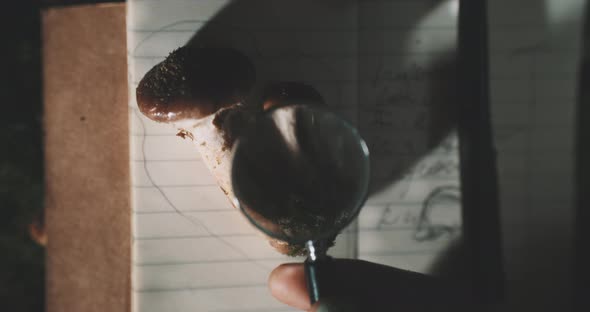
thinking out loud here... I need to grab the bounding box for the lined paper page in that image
[128,0,463,311]
[128,1,358,311]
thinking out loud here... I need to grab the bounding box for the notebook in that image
[127,0,584,311]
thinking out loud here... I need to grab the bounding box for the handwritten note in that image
[354,0,462,273]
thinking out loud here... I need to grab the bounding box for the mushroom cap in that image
[262,81,325,111]
[136,46,256,123]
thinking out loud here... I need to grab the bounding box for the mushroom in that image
[262,81,325,111]
[136,46,256,200]
[136,46,326,256]
[137,46,256,123]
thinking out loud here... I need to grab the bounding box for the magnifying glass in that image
[231,104,370,304]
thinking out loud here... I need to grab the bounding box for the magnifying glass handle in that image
[305,255,333,304]
[304,240,334,304]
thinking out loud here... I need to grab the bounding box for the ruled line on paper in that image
[134,209,234,214]
[132,184,218,188]
[129,26,459,32]
[133,250,443,267]
[134,258,299,267]
[133,228,447,241]
[134,284,270,294]
[131,159,204,162]
[211,309,295,312]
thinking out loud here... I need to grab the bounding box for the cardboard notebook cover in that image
[43,3,130,312]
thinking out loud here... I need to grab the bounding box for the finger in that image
[268,263,311,310]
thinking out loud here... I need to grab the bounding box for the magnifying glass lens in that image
[231,105,370,245]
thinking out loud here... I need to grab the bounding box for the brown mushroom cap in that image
[261,81,325,111]
[136,46,256,123]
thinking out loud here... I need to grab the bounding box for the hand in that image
[268,259,472,312]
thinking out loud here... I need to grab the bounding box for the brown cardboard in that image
[42,4,130,312]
